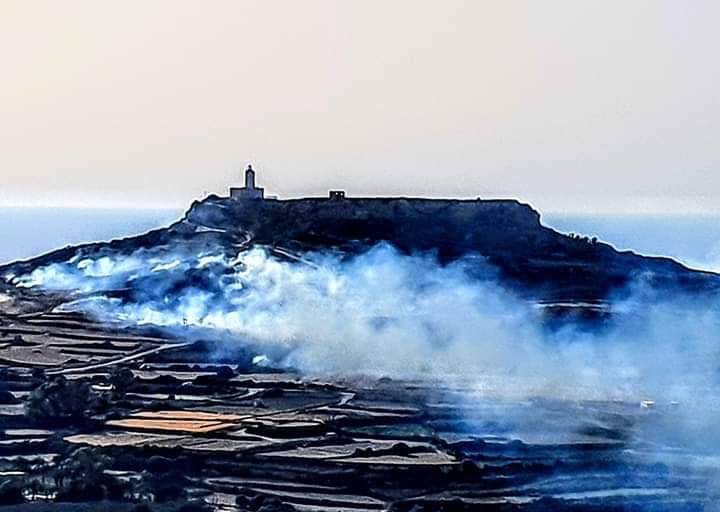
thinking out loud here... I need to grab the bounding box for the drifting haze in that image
[9,244,720,402]
[1,1,720,213]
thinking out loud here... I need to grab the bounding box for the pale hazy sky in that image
[1,1,719,213]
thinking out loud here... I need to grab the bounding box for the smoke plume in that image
[7,244,720,402]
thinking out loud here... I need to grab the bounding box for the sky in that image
[1,1,719,213]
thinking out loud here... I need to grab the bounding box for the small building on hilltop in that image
[229,164,348,201]
[230,165,264,200]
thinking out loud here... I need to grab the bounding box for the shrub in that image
[53,447,127,502]
[215,365,236,380]
[109,366,135,396]
[25,376,96,421]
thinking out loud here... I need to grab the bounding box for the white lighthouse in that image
[230,164,264,200]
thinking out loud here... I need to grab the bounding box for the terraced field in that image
[1,301,719,511]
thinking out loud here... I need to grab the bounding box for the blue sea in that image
[0,207,718,272]
[543,212,720,272]
[0,207,183,265]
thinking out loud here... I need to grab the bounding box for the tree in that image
[25,376,96,422]
[144,469,187,502]
[108,366,135,397]
[54,447,120,502]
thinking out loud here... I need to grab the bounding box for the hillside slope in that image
[2,196,717,302]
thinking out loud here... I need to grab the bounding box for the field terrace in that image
[1,298,718,511]
[0,303,465,511]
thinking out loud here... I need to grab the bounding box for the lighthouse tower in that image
[230,164,265,200]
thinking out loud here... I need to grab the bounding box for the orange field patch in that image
[106,418,235,433]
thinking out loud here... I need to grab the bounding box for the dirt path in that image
[48,341,194,375]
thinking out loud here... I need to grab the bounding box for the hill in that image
[2,195,717,302]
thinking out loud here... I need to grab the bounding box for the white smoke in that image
[6,244,720,402]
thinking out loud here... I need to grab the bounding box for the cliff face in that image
[3,195,718,302]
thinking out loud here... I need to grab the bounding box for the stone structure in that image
[229,165,351,201]
[230,165,264,200]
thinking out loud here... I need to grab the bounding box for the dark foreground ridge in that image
[3,195,718,302]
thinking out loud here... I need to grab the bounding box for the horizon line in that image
[1,194,719,216]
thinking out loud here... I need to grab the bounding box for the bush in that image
[145,470,187,502]
[215,365,236,380]
[109,366,135,396]
[53,447,128,502]
[25,376,97,421]
[147,455,173,472]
